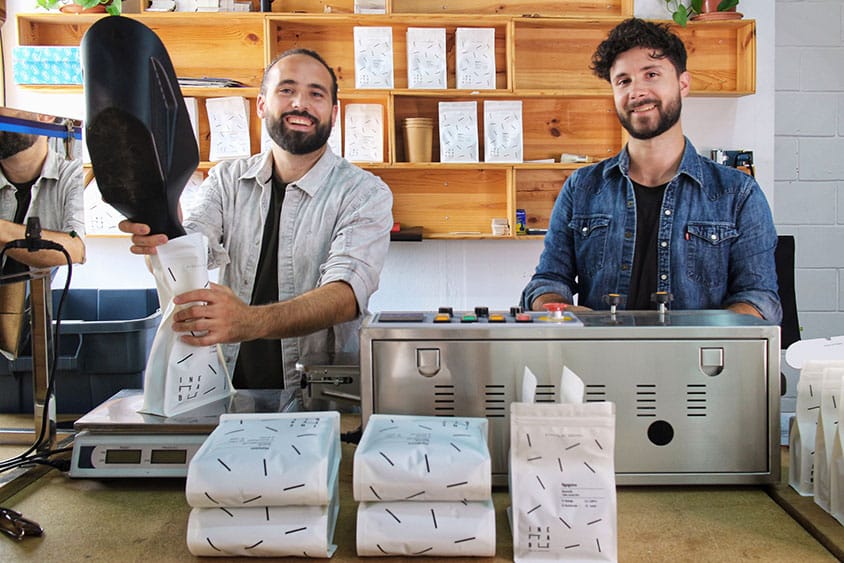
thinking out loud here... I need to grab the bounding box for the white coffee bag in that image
[354,414,491,502]
[187,477,339,557]
[186,412,340,507]
[141,232,234,417]
[828,380,844,524]
[356,499,495,557]
[813,367,844,511]
[789,360,844,495]
[510,401,617,563]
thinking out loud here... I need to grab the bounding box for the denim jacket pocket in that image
[685,222,739,290]
[569,214,612,276]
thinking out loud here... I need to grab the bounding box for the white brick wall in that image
[776,0,844,339]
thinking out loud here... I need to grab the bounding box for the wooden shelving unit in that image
[16,3,755,239]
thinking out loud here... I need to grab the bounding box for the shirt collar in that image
[0,148,62,190]
[604,136,704,188]
[238,146,339,197]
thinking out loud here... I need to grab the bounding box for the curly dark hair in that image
[590,18,687,83]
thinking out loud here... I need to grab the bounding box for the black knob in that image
[438,307,453,318]
[603,293,623,307]
[474,306,489,318]
[650,292,674,305]
[510,305,524,316]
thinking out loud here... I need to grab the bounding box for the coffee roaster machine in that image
[358,308,780,486]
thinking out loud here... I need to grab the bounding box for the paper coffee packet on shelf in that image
[186,412,341,508]
[354,414,491,502]
[813,367,844,512]
[510,366,617,563]
[141,232,234,417]
[789,360,844,495]
[186,475,340,558]
[356,498,496,557]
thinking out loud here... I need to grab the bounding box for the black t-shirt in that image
[232,177,286,389]
[627,181,667,310]
[1,179,36,275]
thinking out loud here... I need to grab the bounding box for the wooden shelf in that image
[15,7,755,239]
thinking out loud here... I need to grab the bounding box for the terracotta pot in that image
[59,2,107,13]
[699,0,737,13]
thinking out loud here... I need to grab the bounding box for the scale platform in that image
[69,388,299,478]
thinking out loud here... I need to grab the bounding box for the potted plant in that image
[36,0,121,15]
[664,0,740,26]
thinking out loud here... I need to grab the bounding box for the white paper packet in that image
[789,360,844,495]
[356,498,495,557]
[142,232,234,417]
[354,414,491,502]
[510,401,617,563]
[187,476,339,558]
[813,367,844,511]
[829,379,844,524]
[186,412,340,508]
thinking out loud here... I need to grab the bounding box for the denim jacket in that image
[184,147,393,388]
[521,139,782,324]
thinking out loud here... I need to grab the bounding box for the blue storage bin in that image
[13,46,83,85]
[0,289,161,414]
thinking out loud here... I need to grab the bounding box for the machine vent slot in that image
[686,383,707,417]
[536,384,556,403]
[635,384,657,417]
[433,384,455,416]
[585,384,607,403]
[484,384,507,418]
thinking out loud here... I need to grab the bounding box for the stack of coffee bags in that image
[185,412,341,557]
[510,366,617,562]
[354,414,495,557]
[788,360,844,497]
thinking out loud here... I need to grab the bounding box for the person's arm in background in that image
[0,220,84,267]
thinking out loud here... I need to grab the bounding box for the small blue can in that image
[516,209,527,234]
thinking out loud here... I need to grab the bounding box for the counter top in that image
[0,441,838,562]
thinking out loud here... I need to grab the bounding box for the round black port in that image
[647,420,674,446]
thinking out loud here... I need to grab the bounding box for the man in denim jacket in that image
[521,18,781,324]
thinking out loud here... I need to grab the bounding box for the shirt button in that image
[664,209,672,216]
[660,241,668,247]
[627,200,634,208]
[624,231,632,239]
[660,274,668,281]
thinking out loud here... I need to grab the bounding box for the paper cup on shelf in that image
[403,117,433,163]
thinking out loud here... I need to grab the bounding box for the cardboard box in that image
[13,46,82,85]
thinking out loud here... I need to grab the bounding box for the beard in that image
[264,110,332,155]
[617,94,682,141]
[0,131,39,160]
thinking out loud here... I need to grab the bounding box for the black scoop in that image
[82,16,198,239]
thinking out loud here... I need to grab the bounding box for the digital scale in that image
[69,388,298,478]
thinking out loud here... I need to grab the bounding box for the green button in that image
[461,315,477,323]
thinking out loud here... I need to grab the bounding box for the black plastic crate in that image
[0,288,160,414]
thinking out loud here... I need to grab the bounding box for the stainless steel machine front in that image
[360,309,780,486]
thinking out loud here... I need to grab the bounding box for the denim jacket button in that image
[660,241,668,247]
[664,209,672,216]
[582,227,588,233]
[710,234,718,241]
[660,274,668,281]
